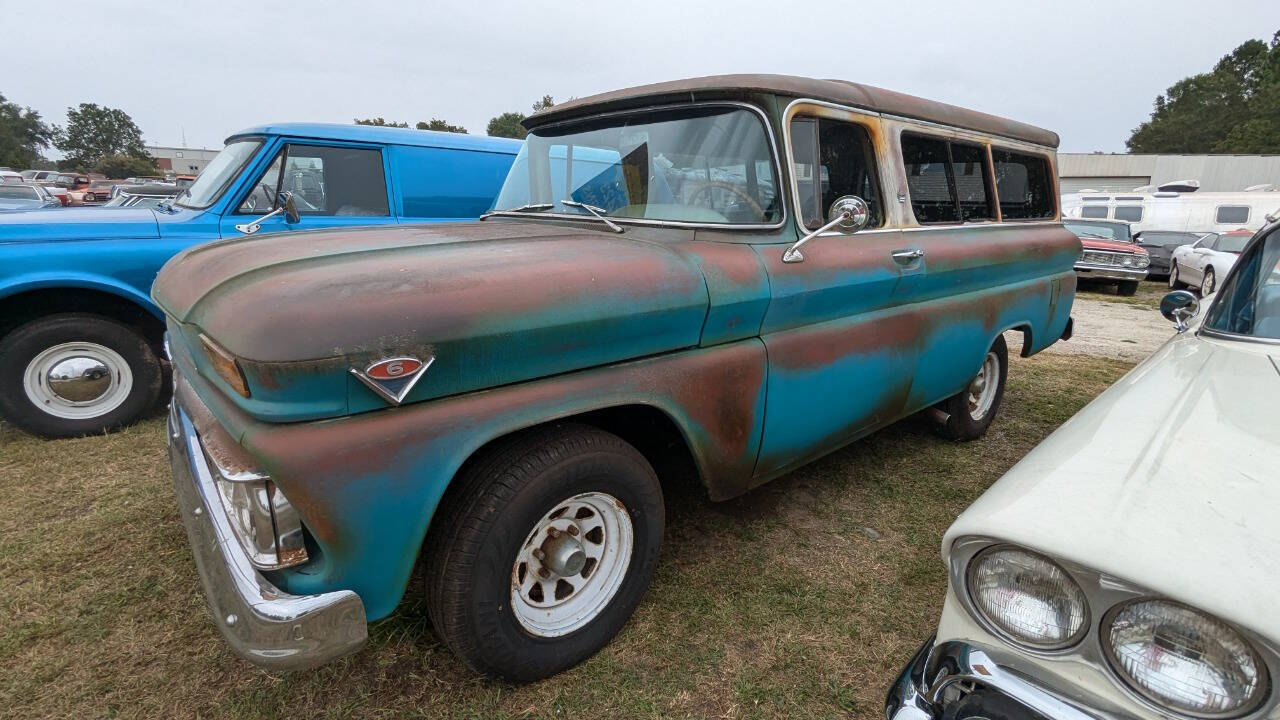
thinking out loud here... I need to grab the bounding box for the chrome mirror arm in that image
[783,211,851,264]
[234,206,287,235]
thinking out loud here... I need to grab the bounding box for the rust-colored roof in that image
[525,74,1059,149]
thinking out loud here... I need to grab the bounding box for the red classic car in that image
[1064,218,1150,296]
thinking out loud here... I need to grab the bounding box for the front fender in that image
[0,272,162,319]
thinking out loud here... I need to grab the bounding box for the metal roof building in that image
[1059,153,1280,193]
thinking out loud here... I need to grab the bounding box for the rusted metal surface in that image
[525,74,1060,149]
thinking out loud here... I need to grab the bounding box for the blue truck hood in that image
[0,207,160,242]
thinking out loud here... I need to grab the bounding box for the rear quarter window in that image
[992,149,1054,219]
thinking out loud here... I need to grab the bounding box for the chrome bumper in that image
[1073,263,1148,282]
[167,401,367,671]
[886,637,1102,720]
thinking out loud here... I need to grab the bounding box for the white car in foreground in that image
[888,220,1280,719]
[1169,229,1252,295]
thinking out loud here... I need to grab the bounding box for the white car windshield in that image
[1203,229,1280,339]
[177,139,262,209]
[492,106,780,225]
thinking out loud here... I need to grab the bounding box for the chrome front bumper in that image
[1073,263,1148,282]
[886,637,1103,720]
[167,401,367,671]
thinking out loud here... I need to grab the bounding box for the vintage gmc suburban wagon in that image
[0,124,518,438]
[154,75,1079,680]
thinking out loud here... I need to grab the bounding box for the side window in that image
[790,117,883,229]
[1217,205,1250,224]
[397,145,516,218]
[239,144,389,217]
[1197,235,1218,250]
[992,150,1054,219]
[901,134,993,223]
[1114,205,1143,222]
[1080,206,1109,219]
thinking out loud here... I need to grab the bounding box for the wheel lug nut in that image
[566,525,579,536]
[547,527,561,539]
[532,548,545,560]
[538,567,551,578]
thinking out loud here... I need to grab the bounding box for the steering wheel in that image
[687,182,765,218]
[242,182,277,212]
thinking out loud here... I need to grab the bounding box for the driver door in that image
[219,142,392,238]
[1187,235,1218,283]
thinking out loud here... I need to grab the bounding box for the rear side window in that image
[396,146,515,219]
[992,149,1054,219]
[1081,206,1109,219]
[790,117,883,229]
[1114,206,1143,222]
[902,134,993,223]
[1217,205,1250,224]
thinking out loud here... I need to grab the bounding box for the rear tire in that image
[1169,262,1187,289]
[933,335,1008,441]
[1116,280,1139,296]
[0,313,162,438]
[424,423,664,681]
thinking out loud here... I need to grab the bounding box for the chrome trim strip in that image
[168,402,367,671]
[498,101,788,232]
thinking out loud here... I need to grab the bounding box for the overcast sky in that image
[7,1,1277,154]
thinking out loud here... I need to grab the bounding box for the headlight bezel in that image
[964,544,1091,651]
[1101,597,1270,719]
[950,537,1276,719]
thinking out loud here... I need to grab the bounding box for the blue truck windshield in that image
[178,139,263,209]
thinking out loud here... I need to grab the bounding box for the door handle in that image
[892,248,925,263]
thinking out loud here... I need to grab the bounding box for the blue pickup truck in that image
[0,123,519,437]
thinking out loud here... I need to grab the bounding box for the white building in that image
[1059,153,1280,193]
[145,145,220,176]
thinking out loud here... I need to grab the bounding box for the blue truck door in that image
[219,141,394,237]
[752,114,919,481]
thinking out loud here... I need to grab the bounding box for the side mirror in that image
[278,190,300,224]
[783,195,871,263]
[1160,290,1200,333]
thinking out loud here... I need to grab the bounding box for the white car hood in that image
[946,327,1280,642]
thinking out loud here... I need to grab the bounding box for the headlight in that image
[1121,255,1134,267]
[1105,599,1266,716]
[967,546,1089,649]
[1136,255,1150,268]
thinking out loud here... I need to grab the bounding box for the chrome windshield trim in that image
[1197,327,1280,347]
[496,100,788,232]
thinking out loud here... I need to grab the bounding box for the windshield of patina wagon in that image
[492,105,781,226]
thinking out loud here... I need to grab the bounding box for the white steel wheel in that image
[22,341,133,420]
[967,350,1001,421]
[511,491,634,637]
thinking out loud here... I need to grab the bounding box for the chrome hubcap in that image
[511,491,633,637]
[23,342,133,420]
[966,351,1000,421]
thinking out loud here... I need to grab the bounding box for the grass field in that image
[1075,277,1168,309]
[0,351,1134,719]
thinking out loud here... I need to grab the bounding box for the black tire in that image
[933,334,1008,441]
[424,423,664,681]
[1202,267,1216,296]
[1169,262,1187,289]
[1116,280,1140,296]
[0,313,163,438]
[943,690,1042,720]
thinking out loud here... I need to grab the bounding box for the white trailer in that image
[1062,187,1280,234]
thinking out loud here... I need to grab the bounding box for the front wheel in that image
[1202,266,1216,295]
[424,424,664,681]
[933,334,1008,441]
[1169,262,1187,289]
[0,313,163,438]
[1116,280,1140,296]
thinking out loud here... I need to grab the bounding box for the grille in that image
[1080,251,1129,266]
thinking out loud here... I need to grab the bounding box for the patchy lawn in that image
[0,351,1134,720]
[1076,278,1168,310]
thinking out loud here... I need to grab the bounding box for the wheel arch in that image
[0,278,165,348]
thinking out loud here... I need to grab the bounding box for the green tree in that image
[1127,31,1280,153]
[354,117,409,128]
[486,111,527,139]
[415,118,467,134]
[0,93,57,169]
[486,95,557,139]
[56,103,149,170]
[94,153,159,178]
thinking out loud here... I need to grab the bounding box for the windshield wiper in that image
[479,203,553,220]
[560,200,624,233]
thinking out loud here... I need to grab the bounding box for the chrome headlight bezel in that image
[964,544,1090,651]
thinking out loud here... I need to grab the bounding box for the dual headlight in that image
[966,546,1267,717]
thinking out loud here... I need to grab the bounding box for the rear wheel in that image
[934,335,1008,441]
[0,314,162,438]
[1202,266,1216,295]
[1169,262,1187,289]
[1116,280,1139,296]
[424,424,664,681]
